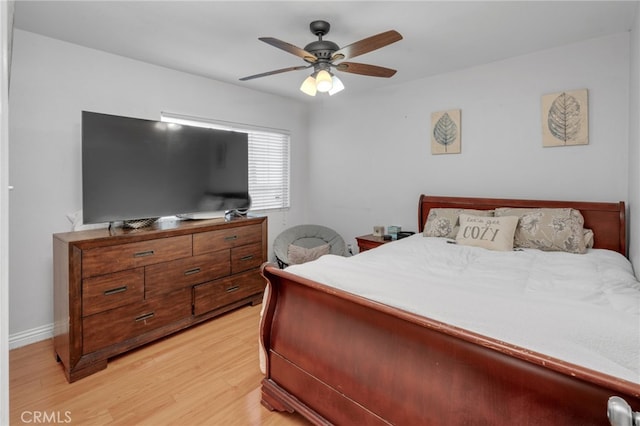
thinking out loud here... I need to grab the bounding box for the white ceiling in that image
[13,1,639,102]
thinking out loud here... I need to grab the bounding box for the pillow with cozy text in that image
[456,214,519,251]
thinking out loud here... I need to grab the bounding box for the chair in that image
[273,224,348,268]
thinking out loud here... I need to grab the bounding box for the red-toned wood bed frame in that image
[259,195,639,425]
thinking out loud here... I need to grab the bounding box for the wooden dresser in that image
[53,216,267,382]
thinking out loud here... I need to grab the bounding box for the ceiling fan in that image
[239,20,403,96]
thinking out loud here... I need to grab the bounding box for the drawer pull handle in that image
[135,312,155,322]
[224,235,238,241]
[104,286,127,296]
[134,250,155,258]
[240,255,254,261]
[226,285,240,293]
[184,267,201,276]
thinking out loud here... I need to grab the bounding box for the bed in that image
[259,195,640,425]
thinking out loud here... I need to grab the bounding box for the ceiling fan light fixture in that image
[300,75,317,96]
[315,69,333,92]
[241,21,402,97]
[328,75,345,96]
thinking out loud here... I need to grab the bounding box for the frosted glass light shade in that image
[300,76,317,96]
[315,70,333,92]
[328,75,345,96]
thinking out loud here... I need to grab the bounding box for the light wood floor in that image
[10,304,308,425]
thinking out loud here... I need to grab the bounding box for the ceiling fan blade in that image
[335,62,397,78]
[259,37,318,63]
[239,65,310,81]
[331,30,402,61]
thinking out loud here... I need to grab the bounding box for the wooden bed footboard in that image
[260,265,640,425]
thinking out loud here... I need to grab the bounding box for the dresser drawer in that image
[193,270,265,316]
[82,268,144,317]
[82,287,192,354]
[231,242,263,274]
[145,250,231,298]
[82,235,192,278]
[193,224,263,254]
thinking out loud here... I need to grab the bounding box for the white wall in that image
[306,33,631,254]
[8,29,310,344]
[628,7,640,272]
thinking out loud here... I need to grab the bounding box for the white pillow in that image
[456,214,519,251]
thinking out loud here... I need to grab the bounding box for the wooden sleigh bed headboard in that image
[418,195,627,256]
[260,195,637,425]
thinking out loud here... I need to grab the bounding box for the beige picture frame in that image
[541,89,588,147]
[431,109,461,154]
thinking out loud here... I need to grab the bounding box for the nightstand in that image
[355,234,391,253]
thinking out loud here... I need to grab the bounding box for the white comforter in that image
[286,234,640,384]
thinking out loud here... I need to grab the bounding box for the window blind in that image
[161,112,290,211]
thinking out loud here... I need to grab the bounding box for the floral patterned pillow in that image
[583,228,594,249]
[423,208,494,239]
[494,207,588,254]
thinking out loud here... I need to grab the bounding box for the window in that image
[161,112,290,211]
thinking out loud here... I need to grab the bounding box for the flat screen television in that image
[82,111,250,226]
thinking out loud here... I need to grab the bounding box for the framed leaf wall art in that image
[541,89,588,147]
[431,109,461,154]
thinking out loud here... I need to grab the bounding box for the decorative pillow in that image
[583,228,594,249]
[287,243,330,265]
[423,208,494,239]
[455,214,519,251]
[494,207,588,254]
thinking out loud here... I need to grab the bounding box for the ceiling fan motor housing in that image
[304,40,339,60]
[305,20,339,61]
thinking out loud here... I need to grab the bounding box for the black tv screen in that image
[82,111,250,225]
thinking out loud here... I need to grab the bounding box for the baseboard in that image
[9,323,53,350]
